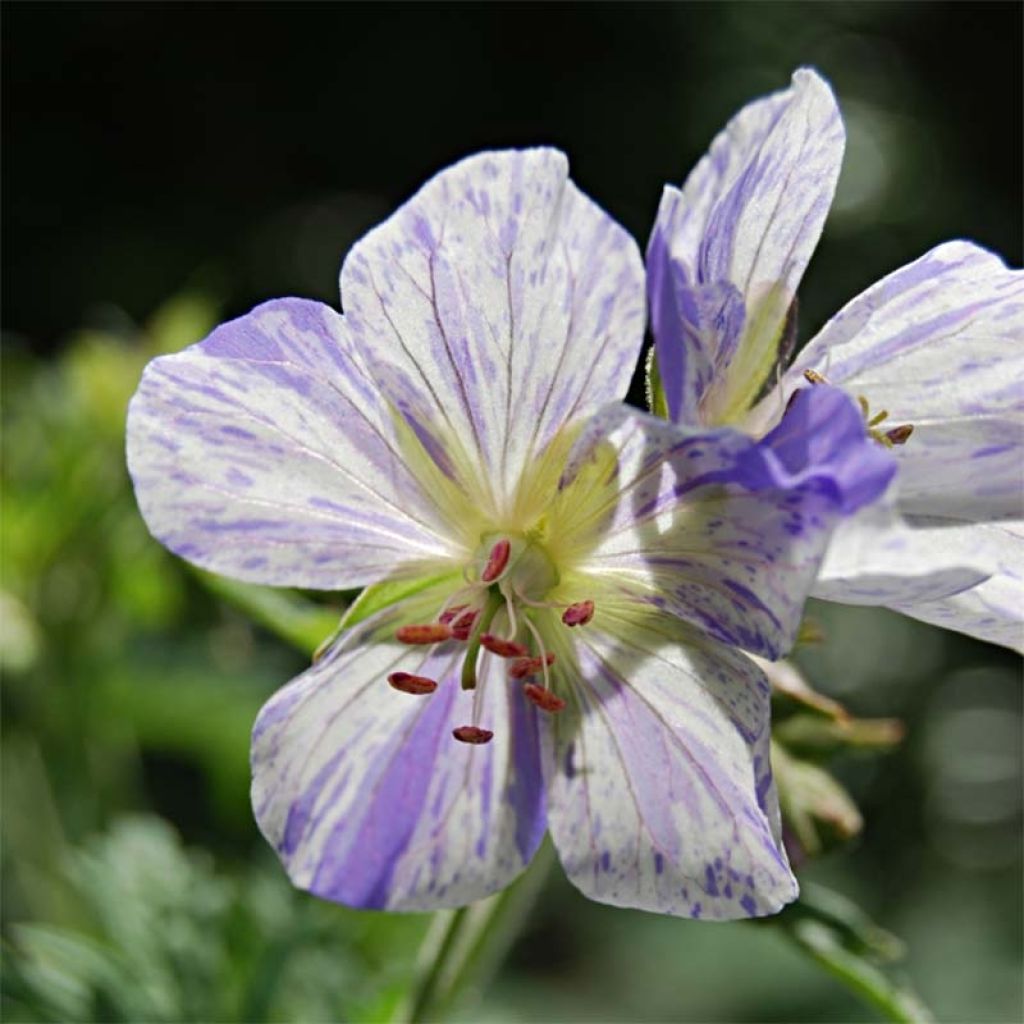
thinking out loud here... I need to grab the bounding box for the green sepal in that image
[644,346,670,421]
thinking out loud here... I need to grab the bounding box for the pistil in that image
[460,588,505,690]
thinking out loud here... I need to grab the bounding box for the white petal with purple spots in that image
[782,241,1024,519]
[813,500,995,606]
[252,588,547,911]
[127,299,463,588]
[649,69,844,425]
[341,148,646,513]
[565,398,892,658]
[888,521,1023,652]
[542,607,796,920]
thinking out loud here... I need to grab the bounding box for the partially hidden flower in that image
[127,149,893,918]
[648,68,1024,652]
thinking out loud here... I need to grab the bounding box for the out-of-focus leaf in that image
[774,884,934,1023]
[0,590,41,672]
[193,568,344,658]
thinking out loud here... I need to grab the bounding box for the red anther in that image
[509,653,556,679]
[439,605,468,625]
[480,538,511,583]
[480,633,529,658]
[396,623,452,644]
[388,672,438,695]
[452,725,494,744]
[449,609,478,641]
[562,600,595,627]
[523,683,566,713]
[885,424,914,445]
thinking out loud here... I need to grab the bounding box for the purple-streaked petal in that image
[563,397,894,658]
[341,148,646,512]
[543,607,796,919]
[781,241,1024,520]
[251,586,547,911]
[649,68,844,425]
[813,502,993,606]
[127,299,464,588]
[817,512,1023,652]
[890,522,1024,652]
[736,385,896,516]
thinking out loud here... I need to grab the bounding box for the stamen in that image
[388,672,438,695]
[857,394,870,419]
[396,623,452,644]
[439,604,468,625]
[450,609,478,641]
[867,408,889,427]
[452,725,494,744]
[480,634,529,658]
[523,683,566,713]
[803,369,830,386]
[562,600,595,627]
[504,591,519,641]
[521,615,554,691]
[885,424,914,446]
[480,538,511,583]
[509,653,556,680]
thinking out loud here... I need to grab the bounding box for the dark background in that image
[4,2,1021,352]
[3,4,1022,1022]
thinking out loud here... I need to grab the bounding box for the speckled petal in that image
[127,299,464,588]
[818,512,1022,652]
[890,521,1024,652]
[781,241,1024,519]
[649,68,844,425]
[543,607,796,920]
[562,392,893,658]
[341,148,646,513]
[813,500,994,606]
[251,586,547,911]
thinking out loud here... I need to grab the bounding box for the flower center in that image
[389,534,595,743]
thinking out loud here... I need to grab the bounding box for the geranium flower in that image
[127,150,893,918]
[648,69,1024,651]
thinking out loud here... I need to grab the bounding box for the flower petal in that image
[127,299,463,588]
[561,396,893,658]
[817,512,1023,651]
[782,241,1024,519]
[813,501,994,606]
[340,148,646,512]
[649,68,844,425]
[543,607,796,919]
[251,587,547,911]
[889,522,1024,652]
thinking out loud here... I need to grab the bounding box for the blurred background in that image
[2,3,1021,1021]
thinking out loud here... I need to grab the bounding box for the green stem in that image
[395,841,555,1023]
[773,884,933,1023]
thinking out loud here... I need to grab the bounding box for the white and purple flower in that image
[648,68,1024,652]
[127,150,892,918]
